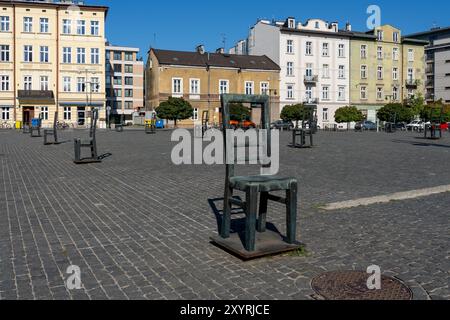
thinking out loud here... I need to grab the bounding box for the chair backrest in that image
[301,105,316,129]
[90,109,98,139]
[202,111,209,126]
[53,111,58,130]
[221,94,271,180]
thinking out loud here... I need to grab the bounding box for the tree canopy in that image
[229,103,251,121]
[280,104,309,125]
[404,94,425,117]
[420,101,450,122]
[156,97,194,127]
[377,103,414,123]
[334,106,365,124]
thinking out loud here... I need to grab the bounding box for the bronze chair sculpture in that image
[424,106,444,140]
[291,105,315,148]
[43,112,60,145]
[74,109,101,164]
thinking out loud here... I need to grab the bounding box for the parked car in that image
[406,120,424,131]
[395,122,407,131]
[271,120,294,130]
[355,120,377,131]
[229,119,256,130]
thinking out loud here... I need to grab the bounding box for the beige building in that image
[146,47,281,127]
[106,44,144,124]
[0,0,108,128]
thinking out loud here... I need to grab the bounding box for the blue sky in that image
[91,0,449,59]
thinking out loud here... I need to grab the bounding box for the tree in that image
[421,100,450,122]
[280,104,307,128]
[156,97,194,128]
[229,103,251,121]
[404,94,425,118]
[377,103,414,123]
[334,106,365,130]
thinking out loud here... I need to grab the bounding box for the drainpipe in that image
[56,7,59,121]
[13,4,16,124]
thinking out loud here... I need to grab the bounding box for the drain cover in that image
[311,271,413,300]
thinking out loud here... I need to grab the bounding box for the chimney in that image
[196,45,205,54]
[216,48,224,54]
[345,22,352,31]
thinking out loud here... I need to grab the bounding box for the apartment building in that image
[350,25,427,122]
[406,27,450,104]
[106,44,144,123]
[146,47,280,128]
[236,18,352,129]
[0,0,108,127]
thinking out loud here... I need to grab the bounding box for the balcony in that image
[425,93,435,101]
[303,98,319,105]
[426,66,434,74]
[405,79,419,89]
[18,90,55,104]
[304,75,318,85]
[425,79,434,88]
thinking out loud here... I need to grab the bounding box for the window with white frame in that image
[63,19,71,34]
[392,67,399,80]
[0,16,10,32]
[91,21,99,36]
[172,78,182,95]
[245,81,254,95]
[360,65,367,79]
[77,77,85,92]
[63,76,71,92]
[23,17,32,32]
[338,65,345,79]
[407,68,414,81]
[408,49,414,62]
[40,76,49,91]
[0,75,9,91]
[260,82,269,95]
[77,20,86,35]
[360,45,367,59]
[322,86,329,100]
[322,43,329,56]
[393,32,399,43]
[77,48,85,64]
[40,46,49,63]
[1,107,9,120]
[23,76,32,90]
[91,48,100,64]
[63,107,71,120]
[219,80,229,94]
[91,77,100,92]
[377,66,383,80]
[338,86,345,101]
[377,87,384,100]
[393,87,399,100]
[306,41,312,55]
[392,47,399,61]
[322,64,329,78]
[323,108,329,122]
[0,45,9,62]
[24,45,32,62]
[287,40,293,54]
[360,86,367,99]
[40,106,49,120]
[286,84,294,99]
[377,30,383,41]
[338,44,345,57]
[63,47,71,63]
[190,108,199,121]
[287,62,294,76]
[40,18,49,33]
[377,46,383,60]
[306,63,313,77]
[305,86,312,99]
[407,89,414,98]
[190,79,200,95]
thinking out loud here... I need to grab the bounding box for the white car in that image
[406,121,424,131]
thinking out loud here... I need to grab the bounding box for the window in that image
[407,68,414,81]
[40,46,49,63]
[360,45,367,59]
[124,52,133,61]
[306,63,313,77]
[64,107,71,120]
[322,86,329,100]
[407,89,414,99]
[408,49,414,62]
[377,46,383,60]
[114,88,122,97]
[288,19,295,29]
[338,86,345,101]
[323,108,329,121]
[63,77,71,92]
[360,86,367,99]
[77,20,85,35]
[393,32,399,43]
[0,16,10,32]
[91,21,99,36]
[219,80,229,94]
[287,40,293,53]
[393,87,399,100]
[114,64,122,73]
[172,78,182,94]
[192,108,199,121]
[91,48,100,64]
[91,77,100,93]
[24,17,32,33]
[63,19,71,34]
[125,101,133,110]
[377,87,384,100]
[113,76,122,85]
[190,79,200,94]
[377,30,383,41]
[360,65,367,79]
[77,77,85,92]
[63,47,71,63]
[245,81,254,95]
[77,48,85,64]
[40,107,48,120]
[114,101,122,110]
[24,76,32,90]
[1,75,9,91]
[338,44,345,57]
[315,21,320,29]
[322,43,329,56]
[286,84,294,99]
[114,52,121,60]
[260,82,269,95]
[0,45,10,62]
[40,18,49,33]
[40,76,49,90]
[125,77,133,86]
[305,86,312,99]
[287,62,294,76]
[24,45,33,62]
[125,65,133,73]
[322,64,329,78]
[392,67,399,80]
[392,47,399,61]
[1,107,10,120]
[105,76,111,86]
[377,66,383,80]
[306,41,312,55]
[338,65,345,79]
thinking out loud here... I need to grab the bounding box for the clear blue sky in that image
[91,0,449,59]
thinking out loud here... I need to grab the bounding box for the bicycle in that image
[56,121,70,130]
[0,121,12,129]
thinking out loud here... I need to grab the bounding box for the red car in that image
[229,119,256,130]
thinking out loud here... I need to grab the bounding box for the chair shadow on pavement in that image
[392,139,450,149]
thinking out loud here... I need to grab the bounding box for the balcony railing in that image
[425,93,435,101]
[425,80,434,87]
[405,79,419,88]
[303,98,319,105]
[426,67,434,74]
[304,75,319,84]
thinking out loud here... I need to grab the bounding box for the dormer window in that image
[377,30,384,41]
[393,32,399,43]
[315,21,320,29]
[288,18,295,29]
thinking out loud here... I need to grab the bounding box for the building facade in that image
[146,47,280,128]
[0,0,108,128]
[350,25,427,122]
[105,44,144,123]
[236,18,352,129]
[407,27,450,104]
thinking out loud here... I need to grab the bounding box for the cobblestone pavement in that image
[0,128,449,300]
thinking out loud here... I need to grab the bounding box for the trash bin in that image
[31,118,41,128]
[156,120,165,129]
[15,121,22,129]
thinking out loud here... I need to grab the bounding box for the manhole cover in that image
[311,271,413,300]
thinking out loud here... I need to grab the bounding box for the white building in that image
[239,17,352,129]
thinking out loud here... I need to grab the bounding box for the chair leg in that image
[245,186,258,252]
[74,139,81,162]
[310,131,314,147]
[221,186,233,239]
[257,192,268,233]
[286,182,298,244]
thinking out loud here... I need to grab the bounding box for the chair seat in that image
[229,175,297,192]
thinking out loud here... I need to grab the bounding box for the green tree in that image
[421,100,450,122]
[280,104,307,128]
[334,106,365,130]
[404,94,425,118]
[156,97,194,127]
[377,103,414,123]
[229,103,251,121]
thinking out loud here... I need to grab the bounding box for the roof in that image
[151,49,280,71]
[0,0,109,13]
[280,26,353,38]
[406,26,450,38]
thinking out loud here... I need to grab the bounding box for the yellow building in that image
[0,0,108,128]
[146,47,281,127]
[350,25,428,121]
